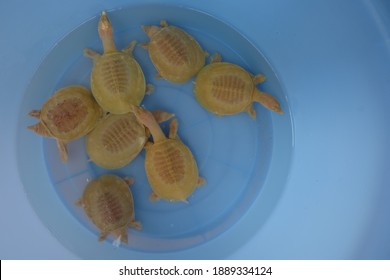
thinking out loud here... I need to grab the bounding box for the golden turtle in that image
[86,110,174,169]
[133,107,205,202]
[76,174,141,244]
[28,85,102,161]
[142,20,207,83]
[194,54,283,118]
[84,11,147,114]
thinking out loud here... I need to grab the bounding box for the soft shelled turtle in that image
[194,54,283,118]
[28,85,102,161]
[142,20,207,83]
[77,174,141,244]
[84,11,147,114]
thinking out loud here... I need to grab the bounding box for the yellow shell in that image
[143,21,206,83]
[194,59,283,117]
[28,85,102,141]
[86,113,147,169]
[77,174,141,244]
[145,139,199,201]
[90,52,146,114]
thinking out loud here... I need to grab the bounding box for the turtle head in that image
[98,11,117,52]
[98,11,113,39]
[132,105,167,142]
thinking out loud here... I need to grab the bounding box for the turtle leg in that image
[74,198,83,207]
[112,227,129,244]
[98,231,109,242]
[130,219,142,230]
[145,84,154,95]
[56,139,68,162]
[83,48,101,62]
[27,122,51,137]
[197,177,206,187]
[151,110,175,123]
[28,109,41,118]
[123,177,135,186]
[149,192,160,201]
[122,40,137,56]
[252,74,266,84]
[210,52,222,63]
[246,105,257,118]
[252,89,283,114]
[168,119,179,139]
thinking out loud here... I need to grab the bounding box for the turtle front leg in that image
[83,48,101,62]
[197,177,206,187]
[122,40,137,56]
[252,74,266,85]
[27,122,52,137]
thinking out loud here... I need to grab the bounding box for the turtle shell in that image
[38,85,102,141]
[145,139,199,201]
[78,174,140,243]
[90,52,146,114]
[86,113,147,169]
[145,24,206,83]
[194,62,255,115]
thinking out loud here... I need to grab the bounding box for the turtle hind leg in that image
[246,105,257,118]
[197,177,206,187]
[210,52,222,63]
[130,220,142,230]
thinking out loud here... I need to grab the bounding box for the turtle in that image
[86,110,174,169]
[28,85,102,161]
[76,174,141,244]
[141,20,207,83]
[194,53,283,118]
[84,11,148,114]
[132,106,205,202]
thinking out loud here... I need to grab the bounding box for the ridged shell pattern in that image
[91,52,145,114]
[148,26,205,83]
[145,139,198,201]
[101,117,140,153]
[211,75,247,104]
[194,62,254,115]
[155,31,190,67]
[86,113,146,169]
[153,143,185,184]
[81,175,135,234]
